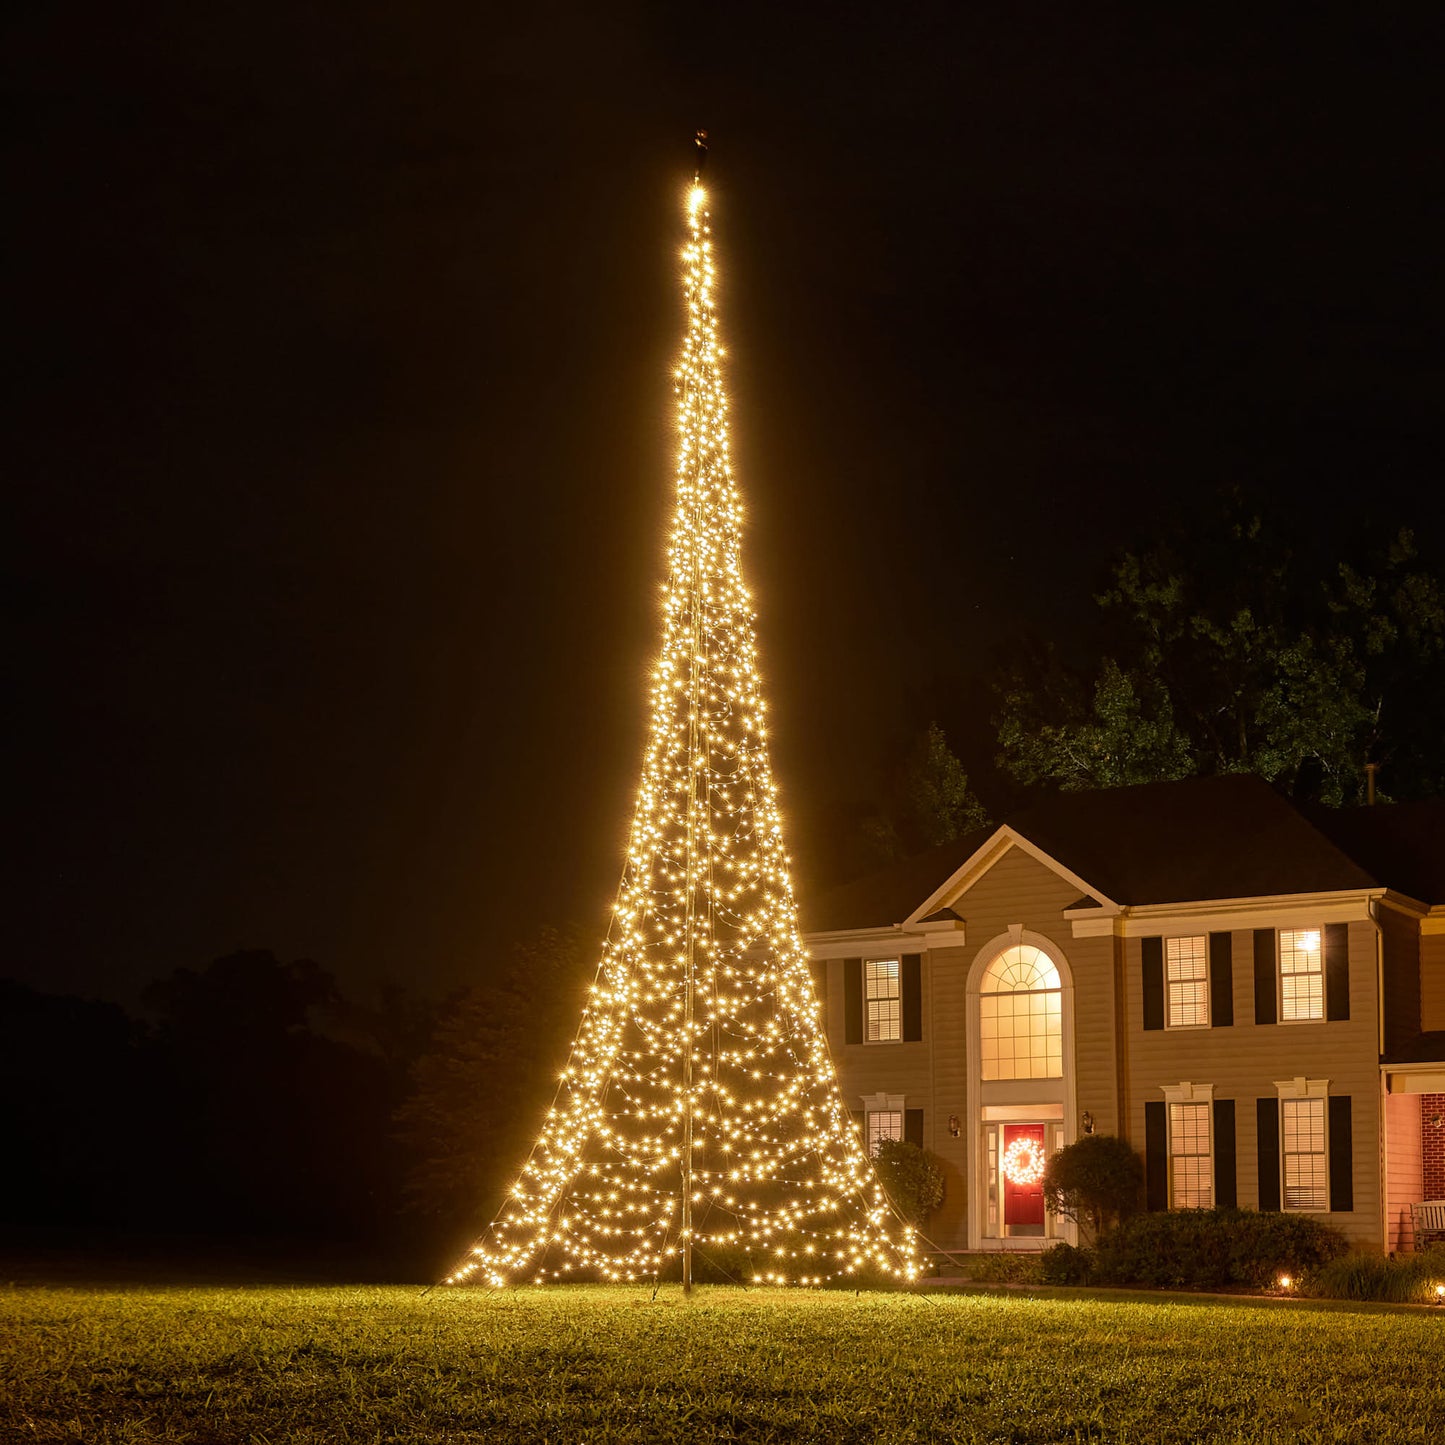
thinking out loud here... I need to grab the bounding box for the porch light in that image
[1277,1274,1294,1291]
[948,1114,961,1138]
[1081,1110,1095,1135]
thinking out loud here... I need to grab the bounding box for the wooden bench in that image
[1410,1199,1445,1249]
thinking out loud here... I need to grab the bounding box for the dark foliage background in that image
[1,939,583,1279]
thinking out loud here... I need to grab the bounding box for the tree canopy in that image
[392,927,588,1249]
[995,513,1445,806]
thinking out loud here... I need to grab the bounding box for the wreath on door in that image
[1001,1136,1045,1186]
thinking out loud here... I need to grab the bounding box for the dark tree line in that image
[3,935,587,1277]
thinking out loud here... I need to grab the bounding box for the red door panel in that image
[1002,1124,1046,1229]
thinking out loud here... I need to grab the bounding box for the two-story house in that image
[803,774,1445,1253]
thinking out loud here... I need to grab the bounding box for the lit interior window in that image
[865,958,901,1042]
[1282,1098,1327,1209]
[867,1110,902,1157]
[980,945,1063,1080]
[1168,1101,1212,1207]
[1280,929,1324,1021]
[1166,936,1209,1027]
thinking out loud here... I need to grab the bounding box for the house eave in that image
[1382,1061,1445,1094]
[1068,887,1392,939]
[803,924,924,959]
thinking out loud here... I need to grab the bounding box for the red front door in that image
[1002,1124,1046,1232]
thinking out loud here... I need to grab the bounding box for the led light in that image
[1001,1137,1045,1186]
[442,177,917,1292]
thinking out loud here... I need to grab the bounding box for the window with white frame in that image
[866,1110,903,1157]
[1279,928,1324,1021]
[1281,1097,1327,1209]
[865,958,901,1042]
[980,945,1062,1080]
[861,1093,905,1157]
[1168,1101,1213,1207]
[1166,935,1209,1028]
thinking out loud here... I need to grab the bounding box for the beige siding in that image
[921,944,970,1245]
[824,954,933,1146]
[1422,934,1445,1033]
[827,846,1116,1250]
[1126,921,1382,1247]
[1384,1091,1423,1253]
[813,842,1401,1253]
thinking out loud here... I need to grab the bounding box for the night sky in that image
[8,5,1442,1003]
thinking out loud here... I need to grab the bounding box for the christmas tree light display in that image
[447,144,918,1291]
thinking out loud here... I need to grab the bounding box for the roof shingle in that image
[802,775,1444,933]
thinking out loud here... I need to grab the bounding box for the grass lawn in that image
[2,1283,1442,1443]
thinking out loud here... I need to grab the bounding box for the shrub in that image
[873,1139,946,1225]
[1091,1208,1347,1290]
[1306,1245,1445,1304]
[1219,1209,1350,1288]
[1039,1242,1095,1285]
[1042,1134,1143,1241]
[967,1251,1042,1284]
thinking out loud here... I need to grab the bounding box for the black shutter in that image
[809,958,827,1006]
[1325,923,1350,1022]
[844,958,862,1044]
[1253,929,1277,1026]
[1256,1098,1281,1211]
[1329,1095,1354,1212]
[1209,932,1234,1027]
[1142,938,1164,1031]
[902,955,922,1041]
[1213,1099,1237,1208]
[905,1108,924,1148]
[1145,1101,1167,1211]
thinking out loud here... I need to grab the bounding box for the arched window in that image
[980,944,1062,1080]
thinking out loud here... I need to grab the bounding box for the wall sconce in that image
[1429,1113,1443,1131]
[948,1114,961,1138]
[1081,1110,1095,1135]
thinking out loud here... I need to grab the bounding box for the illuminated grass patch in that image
[2,1284,1442,1442]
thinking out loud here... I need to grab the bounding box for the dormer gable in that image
[905,826,1116,927]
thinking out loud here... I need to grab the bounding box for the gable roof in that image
[802,826,994,936]
[802,774,1443,934]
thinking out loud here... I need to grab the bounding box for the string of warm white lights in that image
[1001,1137,1045,1187]
[445,175,918,1291]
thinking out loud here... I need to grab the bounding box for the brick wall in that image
[1424,1094,1445,1199]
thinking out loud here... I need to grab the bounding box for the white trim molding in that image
[806,926,925,960]
[1069,890,1387,940]
[1383,1064,1445,1094]
[964,927,1078,1250]
[861,1091,906,1115]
